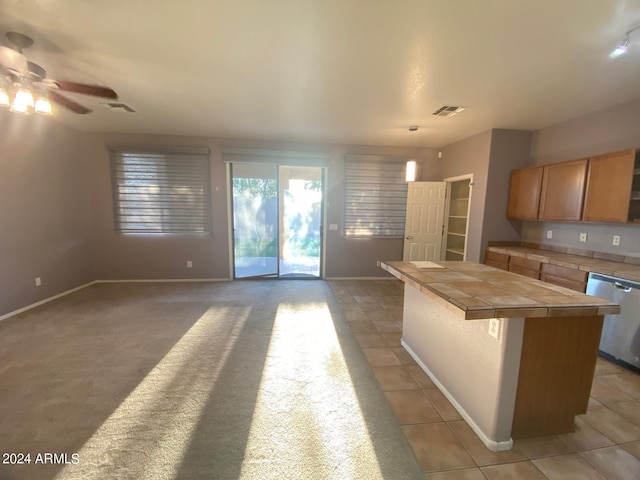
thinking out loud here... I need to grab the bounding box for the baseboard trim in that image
[94,278,231,283]
[401,339,514,452]
[0,281,97,322]
[324,276,398,280]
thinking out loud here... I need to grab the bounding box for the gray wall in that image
[439,129,532,262]
[481,129,533,255]
[0,111,94,315]
[523,98,640,256]
[440,130,492,262]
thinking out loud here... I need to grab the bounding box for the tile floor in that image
[328,279,640,480]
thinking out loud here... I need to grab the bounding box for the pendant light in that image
[406,126,418,182]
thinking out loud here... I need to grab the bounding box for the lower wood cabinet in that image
[540,264,588,293]
[484,251,509,270]
[485,250,588,292]
[508,256,542,279]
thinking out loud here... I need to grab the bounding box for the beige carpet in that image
[0,280,423,480]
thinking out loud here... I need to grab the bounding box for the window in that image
[109,147,211,233]
[344,155,408,237]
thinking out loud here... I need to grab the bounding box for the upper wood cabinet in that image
[538,158,588,221]
[582,148,635,223]
[507,166,543,220]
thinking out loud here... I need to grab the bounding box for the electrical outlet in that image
[187,260,193,268]
[612,235,621,246]
[35,277,41,287]
[579,232,587,243]
[329,224,338,231]
[488,318,500,340]
[376,260,381,267]
[546,230,553,239]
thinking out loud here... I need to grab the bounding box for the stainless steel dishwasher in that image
[586,272,640,370]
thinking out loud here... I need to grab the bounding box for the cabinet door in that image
[507,166,543,219]
[538,159,588,221]
[583,148,635,223]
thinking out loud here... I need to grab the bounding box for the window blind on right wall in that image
[344,155,408,237]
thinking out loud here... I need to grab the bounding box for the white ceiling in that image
[1,0,640,148]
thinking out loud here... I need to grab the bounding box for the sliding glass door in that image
[231,163,323,278]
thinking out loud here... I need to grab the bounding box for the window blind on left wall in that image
[109,147,212,233]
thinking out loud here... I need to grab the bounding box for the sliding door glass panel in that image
[279,166,322,278]
[232,163,278,278]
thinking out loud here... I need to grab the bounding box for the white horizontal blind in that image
[344,155,408,237]
[109,148,211,233]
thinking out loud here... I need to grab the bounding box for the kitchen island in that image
[381,260,620,451]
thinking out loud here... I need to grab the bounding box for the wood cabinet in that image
[484,251,508,270]
[508,256,541,279]
[583,149,635,223]
[507,166,543,220]
[538,159,588,221]
[507,148,640,225]
[540,263,588,293]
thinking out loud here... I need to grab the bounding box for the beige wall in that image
[6,96,637,317]
[1,118,442,316]
[0,111,94,315]
[87,134,441,281]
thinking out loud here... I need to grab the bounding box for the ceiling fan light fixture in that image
[35,96,53,115]
[10,86,34,113]
[0,87,9,107]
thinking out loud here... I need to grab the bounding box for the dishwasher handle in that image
[614,282,632,293]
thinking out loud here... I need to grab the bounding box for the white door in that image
[403,182,446,261]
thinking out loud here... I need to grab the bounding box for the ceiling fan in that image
[0,31,118,115]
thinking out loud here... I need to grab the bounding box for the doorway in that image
[442,175,472,260]
[231,163,323,278]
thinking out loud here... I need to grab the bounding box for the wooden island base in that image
[511,314,603,438]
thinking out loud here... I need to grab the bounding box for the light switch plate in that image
[329,224,338,231]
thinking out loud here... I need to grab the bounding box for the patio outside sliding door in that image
[231,163,278,278]
[231,162,323,279]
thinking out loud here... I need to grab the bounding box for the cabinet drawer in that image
[541,263,588,283]
[509,264,541,279]
[485,259,508,271]
[509,256,542,271]
[486,251,509,264]
[541,274,586,293]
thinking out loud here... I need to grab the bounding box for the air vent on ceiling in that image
[432,105,466,117]
[106,102,136,113]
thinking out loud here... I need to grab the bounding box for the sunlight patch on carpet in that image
[54,306,250,480]
[239,302,383,479]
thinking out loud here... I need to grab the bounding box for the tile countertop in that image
[380,261,621,320]
[486,245,640,282]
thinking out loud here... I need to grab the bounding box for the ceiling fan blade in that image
[49,90,92,114]
[54,80,118,99]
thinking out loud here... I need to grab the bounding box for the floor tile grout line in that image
[329,280,640,477]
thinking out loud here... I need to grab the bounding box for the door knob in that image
[406,235,413,240]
